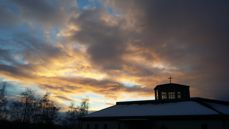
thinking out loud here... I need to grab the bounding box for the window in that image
[161,92,167,100]
[177,91,181,99]
[168,92,175,99]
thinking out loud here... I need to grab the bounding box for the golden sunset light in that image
[1,1,229,128]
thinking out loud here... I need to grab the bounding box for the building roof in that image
[154,83,189,90]
[84,98,229,120]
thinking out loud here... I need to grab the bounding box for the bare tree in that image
[78,98,89,117]
[37,93,59,124]
[0,82,8,120]
[20,89,37,123]
[64,103,79,128]
[68,103,79,119]
[64,98,89,129]
[9,88,37,123]
[10,100,24,122]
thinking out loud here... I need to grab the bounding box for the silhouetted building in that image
[154,83,190,101]
[81,82,229,129]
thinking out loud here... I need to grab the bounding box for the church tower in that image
[154,77,190,101]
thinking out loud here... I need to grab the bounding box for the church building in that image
[81,80,229,129]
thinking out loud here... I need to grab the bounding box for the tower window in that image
[168,92,175,99]
[162,92,167,100]
[177,91,181,99]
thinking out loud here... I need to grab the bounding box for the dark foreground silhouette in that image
[0,120,65,129]
[0,83,89,129]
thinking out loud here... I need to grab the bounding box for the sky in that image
[0,0,229,111]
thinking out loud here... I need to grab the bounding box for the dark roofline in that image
[154,83,189,90]
[191,97,229,105]
[116,97,229,105]
[116,99,188,105]
[81,114,229,121]
[83,97,229,120]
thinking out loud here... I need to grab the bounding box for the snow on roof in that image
[207,102,229,115]
[86,100,219,118]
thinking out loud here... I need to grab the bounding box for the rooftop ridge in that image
[154,83,189,89]
[116,98,189,105]
[116,97,229,105]
[193,98,224,115]
[191,97,229,105]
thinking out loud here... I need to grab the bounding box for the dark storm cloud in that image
[56,76,152,98]
[104,0,229,100]
[0,32,65,65]
[11,0,69,26]
[0,64,21,76]
[0,64,32,78]
[1,0,229,105]
[55,95,73,102]
[0,48,15,64]
[0,33,66,81]
[41,84,78,93]
[0,0,69,79]
[70,9,131,70]
[15,33,66,65]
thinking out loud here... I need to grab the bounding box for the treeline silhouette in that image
[0,82,89,129]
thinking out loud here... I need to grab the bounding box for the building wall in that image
[153,120,228,129]
[82,121,119,129]
[81,119,229,129]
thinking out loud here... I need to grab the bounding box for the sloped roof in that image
[85,98,229,119]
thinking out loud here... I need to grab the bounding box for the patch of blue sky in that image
[0,79,26,98]
[0,77,5,82]
[48,26,60,44]
[121,81,139,88]
[76,0,119,15]
[0,0,20,16]
[89,101,109,111]
[0,17,49,43]
[4,83,25,97]
[70,92,112,110]
[71,92,104,100]
[0,22,31,40]
[76,0,103,10]
[29,84,47,97]
[0,60,14,66]
[0,30,13,40]
[0,27,20,40]
[29,27,46,41]
[62,97,107,111]
[0,51,27,67]
[3,81,46,99]
[14,54,28,65]
[12,23,51,46]
[0,26,31,54]
[106,7,120,16]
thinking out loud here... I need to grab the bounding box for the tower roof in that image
[154,83,189,90]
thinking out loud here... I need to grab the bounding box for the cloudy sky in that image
[0,0,229,110]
